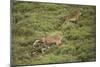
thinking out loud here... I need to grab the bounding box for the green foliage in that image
[31,54,77,64]
[12,1,96,65]
[54,44,76,55]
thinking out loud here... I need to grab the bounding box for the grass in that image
[11,1,96,66]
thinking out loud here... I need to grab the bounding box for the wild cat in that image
[64,9,82,23]
[32,33,62,53]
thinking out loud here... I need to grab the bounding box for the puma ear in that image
[41,37,45,42]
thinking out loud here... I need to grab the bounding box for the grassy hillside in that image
[11,1,96,66]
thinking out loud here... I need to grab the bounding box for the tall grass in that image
[11,1,96,65]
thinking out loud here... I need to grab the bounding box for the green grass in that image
[11,1,96,65]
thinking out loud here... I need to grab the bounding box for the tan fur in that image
[40,33,62,46]
[32,33,62,54]
[64,10,82,23]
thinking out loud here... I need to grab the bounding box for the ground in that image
[11,1,96,66]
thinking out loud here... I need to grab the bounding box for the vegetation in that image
[11,1,96,66]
